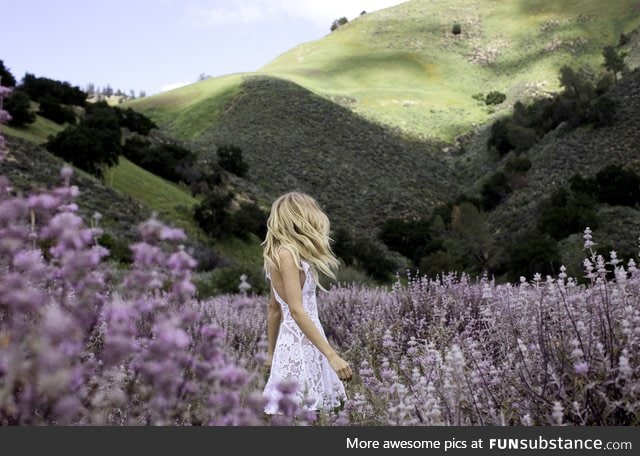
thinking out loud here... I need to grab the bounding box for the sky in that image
[2,0,405,95]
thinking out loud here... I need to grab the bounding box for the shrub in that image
[595,165,640,207]
[117,107,157,135]
[504,156,532,174]
[123,137,195,184]
[232,201,267,240]
[452,23,462,35]
[379,217,438,264]
[330,17,349,32]
[21,73,87,106]
[5,90,35,127]
[38,95,76,124]
[193,188,234,238]
[46,125,120,177]
[203,263,268,296]
[485,91,506,105]
[480,171,511,210]
[217,145,249,177]
[505,230,560,282]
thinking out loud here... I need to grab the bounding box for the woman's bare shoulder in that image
[275,245,297,266]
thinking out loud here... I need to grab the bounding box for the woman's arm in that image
[276,248,352,381]
[265,287,281,368]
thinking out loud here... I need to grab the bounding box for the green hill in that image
[132,0,640,142]
[193,76,458,235]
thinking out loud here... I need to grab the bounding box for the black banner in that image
[0,426,637,455]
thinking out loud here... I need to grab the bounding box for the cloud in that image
[187,0,406,28]
[160,81,192,92]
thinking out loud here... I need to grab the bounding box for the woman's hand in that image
[328,353,352,382]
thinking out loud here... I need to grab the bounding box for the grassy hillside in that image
[3,115,64,144]
[0,137,152,246]
[193,76,458,235]
[129,74,244,141]
[262,0,640,141]
[132,0,640,142]
[104,156,199,233]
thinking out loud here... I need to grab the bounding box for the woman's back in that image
[263,259,345,414]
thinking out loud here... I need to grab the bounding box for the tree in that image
[452,23,462,35]
[480,172,511,210]
[602,45,626,83]
[217,145,249,177]
[194,188,234,238]
[232,202,267,239]
[485,91,506,105]
[5,90,35,127]
[0,60,16,87]
[595,165,640,207]
[506,230,560,282]
[330,17,348,32]
[119,108,157,135]
[46,125,120,177]
[38,95,76,124]
[21,73,87,106]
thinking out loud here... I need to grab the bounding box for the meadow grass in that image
[2,115,64,144]
[104,156,198,232]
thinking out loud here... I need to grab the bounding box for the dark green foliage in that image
[488,63,618,156]
[83,101,120,130]
[602,45,627,82]
[505,230,561,282]
[485,91,506,105]
[190,244,222,272]
[504,156,532,174]
[97,233,132,264]
[46,100,122,177]
[569,173,598,197]
[379,217,439,263]
[352,237,397,281]
[619,33,629,46]
[0,60,16,87]
[452,23,462,35]
[193,188,234,238]
[332,227,356,267]
[595,165,640,207]
[330,17,349,32]
[123,136,196,183]
[45,125,120,177]
[38,95,76,124]
[419,250,458,278]
[506,123,537,153]
[217,145,248,177]
[117,107,157,135]
[231,201,267,239]
[487,119,512,155]
[332,227,396,281]
[590,95,618,127]
[537,206,599,240]
[200,263,268,297]
[21,73,86,106]
[5,90,35,127]
[183,159,224,196]
[481,172,511,210]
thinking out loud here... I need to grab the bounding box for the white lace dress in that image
[263,260,347,414]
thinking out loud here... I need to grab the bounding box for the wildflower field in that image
[1,88,639,426]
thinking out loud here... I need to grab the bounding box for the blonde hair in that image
[262,191,339,291]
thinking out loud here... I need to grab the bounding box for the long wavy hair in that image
[262,191,339,291]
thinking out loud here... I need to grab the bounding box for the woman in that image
[261,191,351,415]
